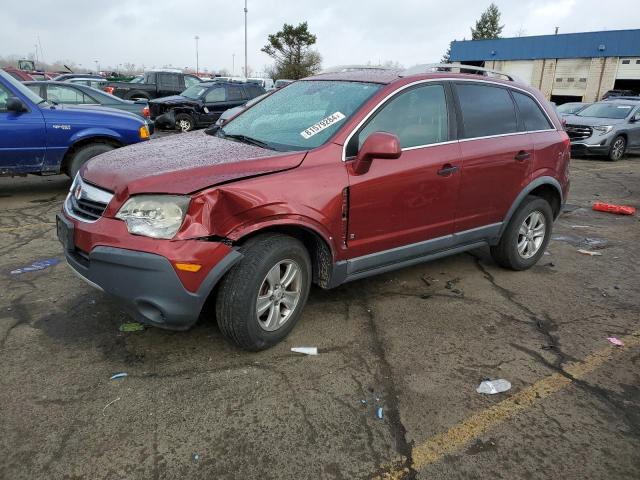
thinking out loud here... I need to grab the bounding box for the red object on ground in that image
[592,202,636,215]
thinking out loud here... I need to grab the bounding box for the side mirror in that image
[6,97,27,113]
[630,114,640,123]
[351,132,402,175]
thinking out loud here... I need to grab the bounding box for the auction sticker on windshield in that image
[301,112,345,139]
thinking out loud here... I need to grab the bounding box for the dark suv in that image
[150,81,266,132]
[57,65,570,351]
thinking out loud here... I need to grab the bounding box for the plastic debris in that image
[192,453,200,463]
[110,373,128,380]
[608,337,624,347]
[361,399,367,405]
[577,249,602,256]
[584,237,608,249]
[571,225,593,229]
[376,407,384,419]
[476,379,512,395]
[119,322,145,332]
[102,397,121,416]
[592,202,636,216]
[10,258,59,275]
[291,347,318,355]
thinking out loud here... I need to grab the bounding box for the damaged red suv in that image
[57,65,570,350]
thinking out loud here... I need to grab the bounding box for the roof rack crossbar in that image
[399,63,516,81]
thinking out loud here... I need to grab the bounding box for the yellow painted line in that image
[377,332,640,479]
[0,222,54,233]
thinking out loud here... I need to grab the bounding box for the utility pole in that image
[195,35,200,75]
[244,0,248,77]
[34,44,39,66]
[94,60,99,73]
[232,53,235,75]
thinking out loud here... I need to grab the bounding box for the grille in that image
[565,124,593,141]
[64,176,113,222]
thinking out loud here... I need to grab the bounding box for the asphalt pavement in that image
[0,153,639,479]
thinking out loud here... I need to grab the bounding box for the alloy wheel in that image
[178,119,192,132]
[517,211,546,259]
[256,260,302,332]
[611,138,625,160]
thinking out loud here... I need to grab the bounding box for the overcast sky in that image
[2,0,639,74]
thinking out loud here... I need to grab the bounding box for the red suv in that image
[57,65,570,351]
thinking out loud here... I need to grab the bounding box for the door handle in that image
[515,150,531,161]
[437,164,459,177]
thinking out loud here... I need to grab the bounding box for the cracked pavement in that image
[1,155,639,479]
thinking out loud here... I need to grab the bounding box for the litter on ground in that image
[608,337,624,347]
[291,347,318,355]
[577,249,602,256]
[110,373,128,380]
[10,258,59,275]
[102,397,121,416]
[592,202,636,216]
[476,379,512,395]
[119,322,145,332]
[376,407,384,419]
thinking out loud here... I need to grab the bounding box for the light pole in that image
[232,53,235,75]
[194,35,200,75]
[94,60,99,74]
[244,0,248,77]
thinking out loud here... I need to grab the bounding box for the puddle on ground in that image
[551,234,609,250]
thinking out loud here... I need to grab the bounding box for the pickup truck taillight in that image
[103,86,115,94]
[143,106,150,118]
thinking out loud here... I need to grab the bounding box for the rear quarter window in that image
[513,91,552,131]
[456,83,518,138]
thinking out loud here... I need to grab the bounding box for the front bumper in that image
[57,213,242,330]
[570,142,611,156]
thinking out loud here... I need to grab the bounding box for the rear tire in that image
[66,143,115,178]
[491,196,553,271]
[175,114,195,132]
[216,234,311,351]
[608,135,626,161]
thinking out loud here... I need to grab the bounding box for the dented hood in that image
[82,130,306,195]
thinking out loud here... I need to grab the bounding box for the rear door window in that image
[46,85,92,104]
[513,92,552,131]
[227,85,244,101]
[0,84,11,111]
[456,83,518,138]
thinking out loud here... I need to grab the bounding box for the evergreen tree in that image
[441,43,452,63]
[471,3,504,40]
[262,22,322,80]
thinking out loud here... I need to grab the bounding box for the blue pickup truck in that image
[0,69,150,178]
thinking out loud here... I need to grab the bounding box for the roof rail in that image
[399,63,516,81]
[320,65,396,74]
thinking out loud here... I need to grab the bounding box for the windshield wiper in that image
[223,133,274,150]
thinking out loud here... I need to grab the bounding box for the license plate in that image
[56,214,74,252]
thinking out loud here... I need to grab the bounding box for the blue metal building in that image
[449,29,640,102]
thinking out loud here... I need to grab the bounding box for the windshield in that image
[577,103,635,119]
[219,80,382,151]
[557,103,587,114]
[181,84,209,99]
[0,70,47,105]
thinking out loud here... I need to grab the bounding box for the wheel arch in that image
[61,136,122,175]
[499,176,563,237]
[232,223,335,289]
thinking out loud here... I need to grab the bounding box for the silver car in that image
[565,100,640,160]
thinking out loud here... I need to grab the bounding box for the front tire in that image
[175,113,195,132]
[216,234,312,351]
[491,196,553,271]
[66,143,115,178]
[608,135,626,161]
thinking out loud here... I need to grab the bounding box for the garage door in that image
[616,58,640,80]
[500,61,534,85]
[552,59,591,97]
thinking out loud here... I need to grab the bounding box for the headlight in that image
[592,125,613,135]
[115,195,190,239]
